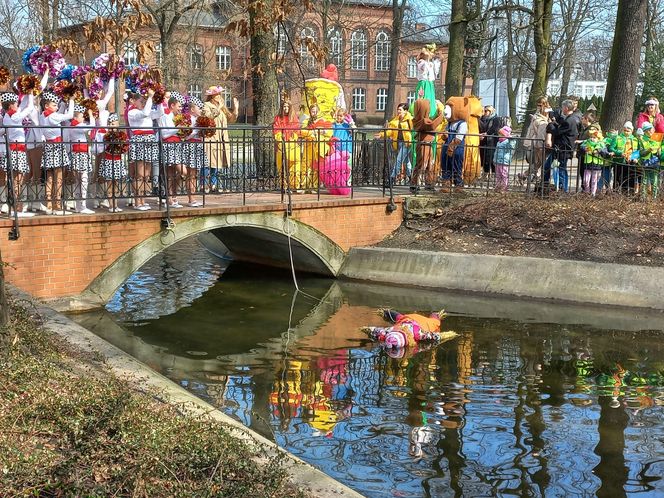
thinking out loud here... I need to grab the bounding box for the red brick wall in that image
[0,198,402,300]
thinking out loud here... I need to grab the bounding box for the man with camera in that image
[541,99,580,193]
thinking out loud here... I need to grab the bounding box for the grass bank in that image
[0,300,310,497]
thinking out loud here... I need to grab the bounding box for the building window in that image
[352,88,366,111]
[123,41,137,66]
[350,29,367,70]
[300,26,317,69]
[155,43,163,66]
[189,84,202,99]
[274,25,287,56]
[375,30,390,72]
[220,87,232,109]
[216,46,231,71]
[407,91,416,106]
[407,56,417,78]
[189,44,203,70]
[328,27,343,67]
[376,88,387,112]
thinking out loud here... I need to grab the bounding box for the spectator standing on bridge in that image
[202,86,239,193]
[40,91,74,215]
[127,87,162,211]
[1,92,34,216]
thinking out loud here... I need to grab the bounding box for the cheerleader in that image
[99,113,128,212]
[127,87,162,210]
[158,91,186,208]
[91,77,115,209]
[1,92,34,216]
[184,95,206,207]
[39,91,74,215]
[66,105,95,214]
[24,70,49,213]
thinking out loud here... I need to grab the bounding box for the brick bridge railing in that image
[0,196,403,307]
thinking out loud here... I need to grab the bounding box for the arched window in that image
[375,30,390,71]
[407,56,417,78]
[376,88,387,111]
[350,29,367,70]
[407,91,416,106]
[328,27,343,67]
[123,41,137,66]
[300,26,317,69]
[189,44,203,70]
[352,88,366,111]
[189,84,201,99]
[216,46,231,71]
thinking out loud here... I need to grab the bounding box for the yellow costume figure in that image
[300,103,333,191]
[445,96,482,184]
[272,95,303,190]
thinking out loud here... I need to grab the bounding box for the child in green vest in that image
[637,122,661,200]
[607,121,640,193]
[599,129,618,195]
[579,126,606,196]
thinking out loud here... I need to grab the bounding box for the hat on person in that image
[108,113,119,123]
[645,98,658,106]
[73,104,86,114]
[642,122,654,132]
[499,125,512,137]
[169,91,186,105]
[0,92,18,103]
[623,121,634,130]
[205,85,223,96]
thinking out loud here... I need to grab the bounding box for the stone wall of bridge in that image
[0,198,402,303]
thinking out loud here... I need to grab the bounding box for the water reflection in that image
[72,237,664,498]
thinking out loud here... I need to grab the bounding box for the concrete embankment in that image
[339,247,664,311]
[15,288,363,498]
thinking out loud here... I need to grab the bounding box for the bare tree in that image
[384,0,408,121]
[601,0,648,131]
[446,0,482,97]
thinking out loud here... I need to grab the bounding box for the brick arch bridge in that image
[0,197,402,309]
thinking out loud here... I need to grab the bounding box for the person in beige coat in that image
[202,86,239,192]
[518,96,550,184]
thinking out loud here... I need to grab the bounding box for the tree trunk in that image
[600,0,648,132]
[384,0,407,121]
[0,249,8,339]
[249,0,279,177]
[445,0,467,98]
[521,0,553,137]
[559,44,574,98]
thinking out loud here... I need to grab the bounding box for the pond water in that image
[73,238,664,498]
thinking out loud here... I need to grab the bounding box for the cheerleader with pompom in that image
[19,69,49,213]
[1,92,34,216]
[158,91,187,208]
[127,86,163,210]
[99,113,129,212]
[65,104,96,214]
[39,91,74,215]
[183,95,207,207]
[91,76,115,209]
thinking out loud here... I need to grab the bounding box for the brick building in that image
[62,0,449,124]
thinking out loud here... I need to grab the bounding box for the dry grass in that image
[0,301,311,497]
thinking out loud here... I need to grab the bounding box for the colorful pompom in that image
[0,66,10,86]
[22,46,39,74]
[195,115,216,138]
[104,130,129,154]
[56,64,77,81]
[16,74,42,96]
[29,45,66,78]
[174,113,192,139]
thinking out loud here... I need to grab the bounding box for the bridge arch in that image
[79,212,346,306]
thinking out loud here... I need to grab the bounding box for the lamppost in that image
[492,17,505,113]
